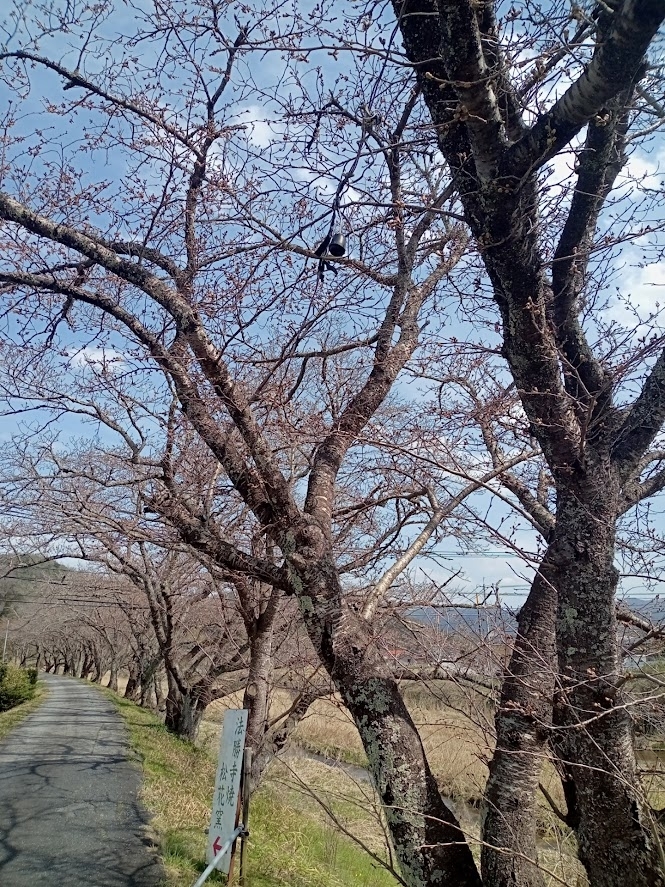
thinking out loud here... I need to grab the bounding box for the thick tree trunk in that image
[299,559,482,887]
[80,651,94,680]
[140,676,156,709]
[164,673,205,742]
[154,672,165,711]
[165,696,204,742]
[124,661,140,701]
[138,654,161,709]
[76,653,86,678]
[554,474,664,887]
[91,656,103,683]
[482,546,558,887]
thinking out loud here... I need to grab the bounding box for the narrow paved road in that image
[0,674,163,886]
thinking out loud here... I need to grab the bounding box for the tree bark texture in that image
[481,549,558,887]
[553,466,664,887]
[164,671,207,742]
[107,659,119,693]
[124,661,140,701]
[242,622,273,787]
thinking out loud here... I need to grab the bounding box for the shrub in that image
[0,664,36,712]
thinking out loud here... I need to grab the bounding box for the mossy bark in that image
[553,467,664,887]
[482,550,558,887]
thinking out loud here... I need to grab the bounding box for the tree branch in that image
[506,0,665,175]
[611,348,665,478]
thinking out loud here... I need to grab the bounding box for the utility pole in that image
[2,620,9,663]
[2,606,16,663]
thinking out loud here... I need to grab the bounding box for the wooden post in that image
[239,748,252,886]
[226,791,242,884]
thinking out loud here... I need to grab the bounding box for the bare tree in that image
[1,2,665,886]
[389,2,665,885]
[0,7,481,877]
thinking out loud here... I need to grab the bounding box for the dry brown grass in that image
[201,680,569,811]
[199,678,588,885]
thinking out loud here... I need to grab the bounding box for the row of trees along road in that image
[1,1,665,885]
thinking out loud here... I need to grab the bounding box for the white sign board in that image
[207,708,248,873]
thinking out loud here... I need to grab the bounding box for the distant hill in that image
[408,595,665,636]
[407,604,517,635]
[620,596,665,622]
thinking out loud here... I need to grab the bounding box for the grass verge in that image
[105,690,399,887]
[0,680,47,741]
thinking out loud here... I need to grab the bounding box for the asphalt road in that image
[0,673,163,886]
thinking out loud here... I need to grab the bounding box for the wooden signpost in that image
[207,709,248,874]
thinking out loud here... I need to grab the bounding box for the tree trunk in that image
[554,473,664,887]
[107,658,119,693]
[154,672,165,711]
[140,676,156,709]
[243,621,273,788]
[139,654,161,709]
[343,670,480,887]
[92,656,103,683]
[482,546,558,887]
[124,661,140,701]
[164,673,205,742]
[300,559,482,887]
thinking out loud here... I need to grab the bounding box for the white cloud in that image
[66,347,126,371]
[230,104,282,149]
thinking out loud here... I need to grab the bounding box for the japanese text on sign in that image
[206,709,248,874]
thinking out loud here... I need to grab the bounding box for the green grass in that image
[0,679,47,741]
[104,691,399,887]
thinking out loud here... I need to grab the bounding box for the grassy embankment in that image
[0,679,47,741]
[201,680,586,887]
[107,690,400,887]
[112,671,665,887]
